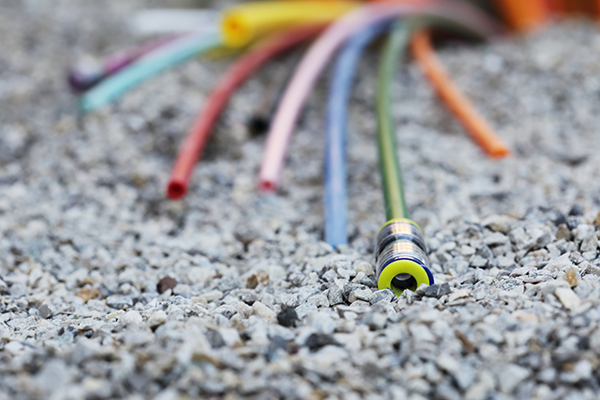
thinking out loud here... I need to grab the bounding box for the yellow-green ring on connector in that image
[377,218,423,235]
[378,259,431,297]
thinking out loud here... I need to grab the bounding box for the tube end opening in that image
[489,145,510,159]
[167,181,187,200]
[259,179,276,194]
[221,13,250,48]
[391,273,417,292]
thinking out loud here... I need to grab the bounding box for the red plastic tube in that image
[166,24,325,200]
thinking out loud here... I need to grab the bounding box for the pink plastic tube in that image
[257,0,504,193]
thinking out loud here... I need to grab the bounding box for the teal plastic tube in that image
[79,30,221,112]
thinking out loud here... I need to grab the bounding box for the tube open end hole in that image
[167,181,187,200]
[259,179,276,193]
[391,273,417,292]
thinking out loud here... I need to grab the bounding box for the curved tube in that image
[68,35,181,93]
[166,25,324,200]
[377,22,411,221]
[80,30,221,113]
[221,1,359,48]
[324,21,391,248]
[410,30,510,158]
[257,0,503,193]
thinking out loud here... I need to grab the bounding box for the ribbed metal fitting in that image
[375,219,432,293]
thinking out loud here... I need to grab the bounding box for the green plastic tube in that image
[376,22,412,221]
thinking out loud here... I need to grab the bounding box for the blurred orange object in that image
[411,30,510,158]
[494,0,549,30]
[546,0,600,19]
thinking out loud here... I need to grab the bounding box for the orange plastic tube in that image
[166,25,324,199]
[493,0,549,31]
[410,30,509,158]
[545,0,567,16]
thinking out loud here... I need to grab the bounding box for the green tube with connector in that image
[373,16,492,296]
[374,21,434,296]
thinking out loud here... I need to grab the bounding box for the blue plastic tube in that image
[80,30,221,113]
[324,21,391,247]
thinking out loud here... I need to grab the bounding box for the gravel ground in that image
[3,1,600,399]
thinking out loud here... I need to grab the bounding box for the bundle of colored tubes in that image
[70,0,586,296]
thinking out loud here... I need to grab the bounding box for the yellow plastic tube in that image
[221,1,360,48]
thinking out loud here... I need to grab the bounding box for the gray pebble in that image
[423,283,452,298]
[105,295,134,310]
[327,285,344,306]
[368,289,395,305]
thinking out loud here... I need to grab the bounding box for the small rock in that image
[277,307,298,327]
[239,291,258,305]
[584,262,600,276]
[512,310,537,323]
[362,312,387,330]
[252,301,276,320]
[9,283,27,298]
[121,311,143,324]
[305,333,337,352]
[448,289,470,302]
[423,283,451,298]
[510,266,536,277]
[77,287,100,303]
[236,303,252,319]
[484,232,509,246]
[439,242,457,253]
[368,289,395,304]
[555,287,581,310]
[308,294,329,308]
[0,279,8,293]
[580,235,598,253]
[454,365,476,391]
[569,205,584,216]
[157,276,177,294]
[483,215,513,233]
[575,224,595,242]
[499,364,530,393]
[498,278,524,293]
[460,245,475,256]
[148,310,167,327]
[563,268,581,287]
[470,255,489,268]
[106,295,133,309]
[445,259,469,274]
[266,335,288,361]
[306,312,335,334]
[34,359,71,391]
[246,270,269,289]
[594,211,600,226]
[205,329,225,348]
[556,224,571,241]
[216,278,238,292]
[355,261,374,276]
[435,353,460,374]
[327,285,344,306]
[203,290,223,302]
[38,303,54,319]
[295,303,317,320]
[327,255,351,270]
[347,288,371,303]
[545,253,572,271]
[561,360,592,383]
